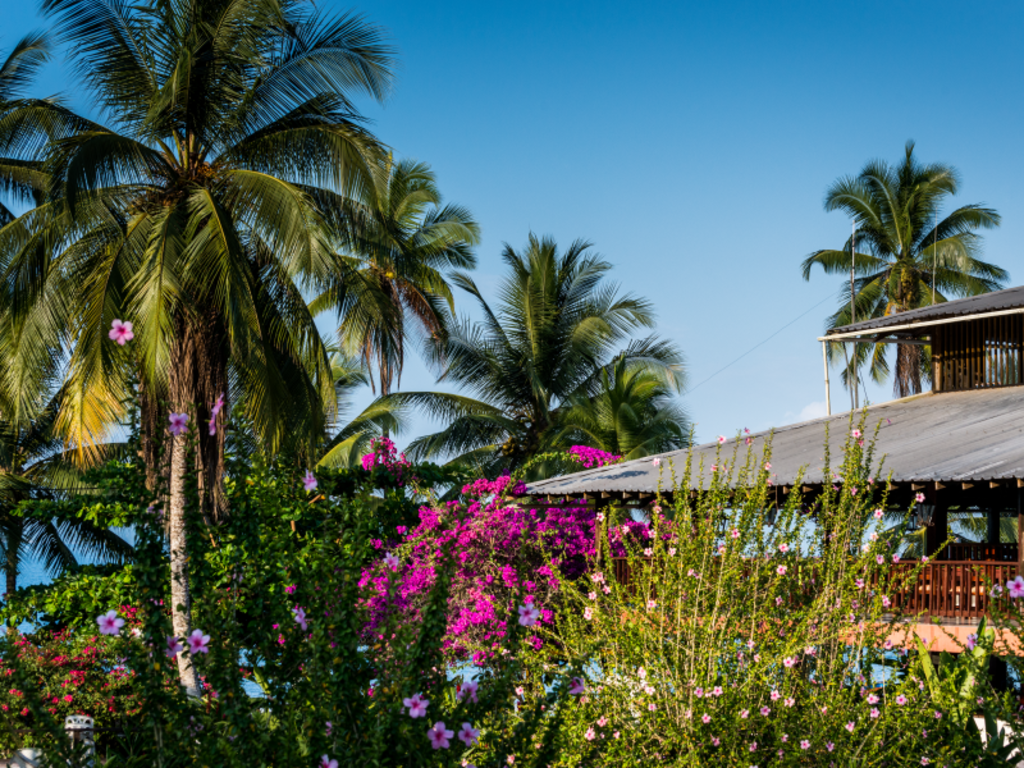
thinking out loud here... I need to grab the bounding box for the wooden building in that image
[523,286,1024,653]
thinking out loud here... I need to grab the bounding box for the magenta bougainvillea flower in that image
[108,319,134,345]
[568,446,621,468]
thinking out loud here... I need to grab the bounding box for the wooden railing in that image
[609,558,1018,623]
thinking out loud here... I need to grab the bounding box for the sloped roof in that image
[826,285,1024,337]
[525,386,1024,496]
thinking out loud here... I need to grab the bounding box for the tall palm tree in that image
[0,0,394,694]
[557,354,689,460]
[315,156,480,399]
[387,234,684,474]
[0,32,51,226]
[802,141,1005,397]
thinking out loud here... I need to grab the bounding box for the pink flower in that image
[668,547,677,556]
[569,677,585,695]
[966,633,978,650]
[845,722,855,733]
[292,607,307,631]
[784,697,795,708]
[648,703,656,711]
[319,756,338,768]
[384,552,399,571]
[870,708,880,719]
[643,547,653,556]
[186,629,211,654]
[96,610,124,636]
[778,543,789,553]
[770,690,781,701]
[458,680,479,703]
[701,714,711,724]
[881,596,891,608]
[776,565,787,576]
[800,740,810,749]
[934,711,942,719]
[896,694,907,705]
[731,528,740,539]
[760,707,771,716]
[915,492,925,503]
[876,555,884,565]
[921,759,929,766]
[208,393,225,434]
[764,462,772,470]
[892,554,900,563]
[458,722,480,746]
[1007,575,1024,598]
[873,509,884,519]
[827,742,835,752]
[783,657,796,668]
[712,686,723,696]
[518,602,541,626]
[302,470,317,492]
[167,412,190,436]
[583,607,593,620]
[584,727,596,741]
[108,319,134,345]
[165,636,183,658]
[597,716,608,727]
[740,709,749,718]
[403,693,429,718]
[867,694,879,704]
[646,599,656,610]
[717,435,726,444]
[427,721,454,749]
[652,458,661,467]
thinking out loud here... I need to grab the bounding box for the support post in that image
[1018,487,1023,573]
[925,488,948,560]
[987,506,1000,547]
[822,341,831,416]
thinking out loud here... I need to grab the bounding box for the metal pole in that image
[851,220,858,410]
[822,341,832,416]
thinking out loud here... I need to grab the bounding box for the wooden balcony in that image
[610,556,1019,624]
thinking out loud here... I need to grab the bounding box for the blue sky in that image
[6,0,1024,447]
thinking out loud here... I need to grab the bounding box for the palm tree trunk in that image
[169,432,200,697]
[4,519,21,600]
[894,342,923,398]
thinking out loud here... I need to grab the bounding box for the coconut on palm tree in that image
[386,234,684,475]
[0,0,394,693]
[803,141,1005,397]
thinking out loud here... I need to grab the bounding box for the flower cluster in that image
[568,446,622,469]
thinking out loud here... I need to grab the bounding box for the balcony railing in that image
[609,557,1018,623]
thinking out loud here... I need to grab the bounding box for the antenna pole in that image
[851,220,858,409]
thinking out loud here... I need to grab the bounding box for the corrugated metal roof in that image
[826,285,1024,336]
[525,386,1024,495]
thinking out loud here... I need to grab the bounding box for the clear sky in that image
[6,0,1024,448]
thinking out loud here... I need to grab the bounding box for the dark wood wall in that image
[932,315,1024,392]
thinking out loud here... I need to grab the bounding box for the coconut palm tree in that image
[315,157,480,399]
[557,354,689,460]
[0,0,394,694]
[0,389,133,601]
[386,234,684,475]
[0,32,51,226]
[802,141,1005,397]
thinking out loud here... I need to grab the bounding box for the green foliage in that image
[0,454,575,767]
[386,234,686,476]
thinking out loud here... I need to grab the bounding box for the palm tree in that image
[315,156,480,399]
[387,234,684,474]
[0,390,133,601]
[802,141,1005,397]
[0,0,394,694]
[0,32,51,226]
[557,354,689,460]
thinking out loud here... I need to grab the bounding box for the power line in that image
[685,288,844,395]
